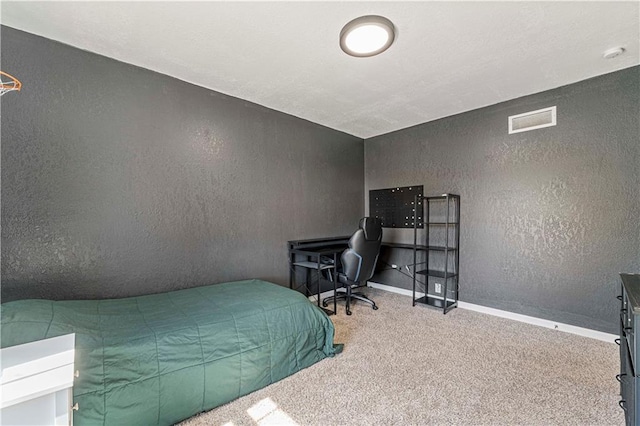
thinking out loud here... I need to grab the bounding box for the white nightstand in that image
[1,334,76,426]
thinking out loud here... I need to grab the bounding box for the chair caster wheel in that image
[346,310,352,316]
[372,305,379,310]
[322,301,328,307]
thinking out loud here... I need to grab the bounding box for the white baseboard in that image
[308,290,338,302]
[367,281,617,343]
[367,282,419,298]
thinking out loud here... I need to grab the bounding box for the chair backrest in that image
[341,217,383,284]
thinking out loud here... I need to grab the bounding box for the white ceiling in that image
[2,1,639,139]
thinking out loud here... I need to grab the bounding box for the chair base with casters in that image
[322,216,383,316]
[323,284,378,316]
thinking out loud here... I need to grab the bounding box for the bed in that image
[0,279,339,425]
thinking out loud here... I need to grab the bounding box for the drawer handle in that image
[616,373,626,383]
[618,295,624,301]
[619,400,627,411]
[615,338,621,346]
[621,309,628,313]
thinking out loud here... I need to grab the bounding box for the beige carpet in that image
[180,288,624,426]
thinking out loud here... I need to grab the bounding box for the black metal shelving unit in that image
[412,193,460,314]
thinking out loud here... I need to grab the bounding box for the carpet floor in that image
[180,288,624,425]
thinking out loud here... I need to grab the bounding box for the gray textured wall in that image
[1,27,364,301]
[366,66,640,333]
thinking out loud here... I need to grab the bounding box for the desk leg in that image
[333,253,337,315]
[289,250,293,290]
[316,253,322,308]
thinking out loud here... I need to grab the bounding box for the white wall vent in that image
[508,106,556,134]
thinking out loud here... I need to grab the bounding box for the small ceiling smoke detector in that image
[603,47,625,59]
[340,15,395,57]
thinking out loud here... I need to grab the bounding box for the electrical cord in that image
[378,259,428,290]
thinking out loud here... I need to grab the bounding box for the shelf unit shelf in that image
[412,193,460,314]
[414,295,457,310]
[416,269,458,279]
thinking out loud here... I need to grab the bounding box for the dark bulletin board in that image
[369,185,424,228]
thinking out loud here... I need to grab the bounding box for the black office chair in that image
[323,217,383,315]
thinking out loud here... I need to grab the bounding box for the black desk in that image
[288,236,350,316]
[288,237,423,315]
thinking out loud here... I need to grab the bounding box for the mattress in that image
[1,279,338,425]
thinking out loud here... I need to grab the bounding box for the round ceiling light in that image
[340,15,395,57]
[603,47,625,59]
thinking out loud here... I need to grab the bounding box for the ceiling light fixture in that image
[340,15,395,57]
[603,47,625,59]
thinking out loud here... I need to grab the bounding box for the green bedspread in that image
[1,279,338,425]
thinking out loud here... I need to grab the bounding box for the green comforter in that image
[1,279,338,425]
